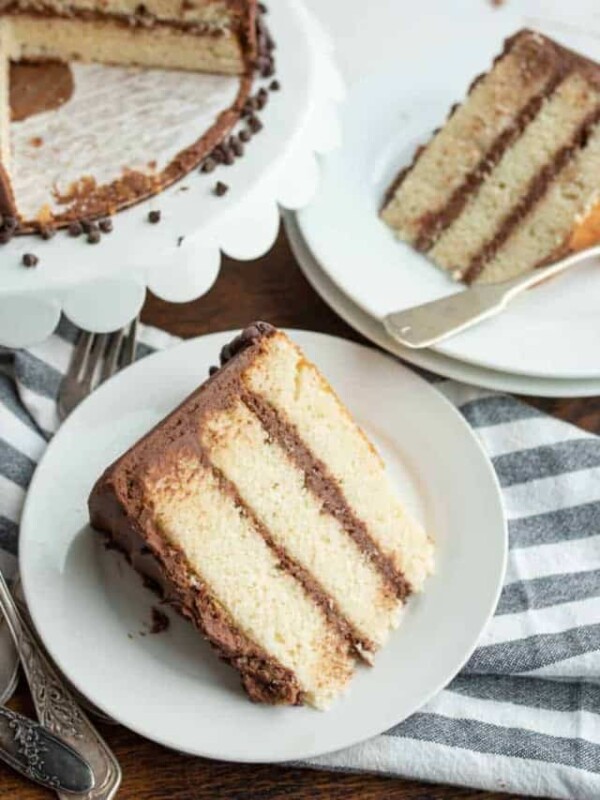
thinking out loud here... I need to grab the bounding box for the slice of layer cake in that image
[381,30,600,284]
[89,323,434,708]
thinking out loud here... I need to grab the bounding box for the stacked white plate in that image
[294,0,600,398]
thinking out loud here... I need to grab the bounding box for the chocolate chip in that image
[4,216,17,232]
[201,157,216,173]
[22,253,39,267]
[177,236,184,247]
[248,115,263,134]
[222,147,235,166]
[239,128,251,143]
[68,221,83,237]
[87,229,101,244]
[213,181,229,197]
[258,2,267,13]
[80,218,93,233]
[39,227,55,240]
[257,87,268,106]
[212,146,226,164]
[242,100,254,118]
[230,136,244,157]
[99,218,113,233]
[148,210,161,224]
[269,79,280,91]
[208,365,219,376]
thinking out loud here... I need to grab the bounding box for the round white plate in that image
[0,0,344,347]
[285,212,600,398]
[297,13,600,380]
[20,329,506,763]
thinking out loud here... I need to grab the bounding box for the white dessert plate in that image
[284,212,600,399]
[20,329,506,762]
[297,13,600,380]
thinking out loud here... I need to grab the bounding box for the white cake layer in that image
[430,73,600,276]
[201,399,402,656]
[243,333,434,592]
[147,458,356,709]
[8,14,244,73]
[380,32,559,243]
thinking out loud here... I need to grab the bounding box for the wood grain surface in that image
[5,227,596,799]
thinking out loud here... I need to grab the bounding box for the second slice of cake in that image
[381,30,600,284]
[89,323,434,708]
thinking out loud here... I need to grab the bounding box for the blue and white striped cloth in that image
[2,318,600,800]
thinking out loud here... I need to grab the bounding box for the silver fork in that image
[58,318,138,421]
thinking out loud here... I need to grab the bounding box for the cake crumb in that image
[29,136,43,148]
[150,607,170,634]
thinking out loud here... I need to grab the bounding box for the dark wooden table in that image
[6,227,598,799]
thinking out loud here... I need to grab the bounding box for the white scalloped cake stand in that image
[0,0,343,347]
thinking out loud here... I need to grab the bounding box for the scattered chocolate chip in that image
[258,2,267,13]
[208,365,219,376]
[213,181,229,197]
[87,229,101,244]
[201,157,216,173]
[99,218,113,233]
[242,99,254,117]
[239,128,251,143]
[212,146,226,164]
[257,88,269,109]
[269,79,280,91]
[4,216,17,232]
[177,236,184,247]
[68,221,83,237]
[248,114,263,134]
[22,253,39,267]
[39,227,55,240]
[222,146,235,166]
[148,210,161,224]
[230,136,244,157]
[80,218,93,233]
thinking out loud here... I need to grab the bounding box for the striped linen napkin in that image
[2,318,599,800]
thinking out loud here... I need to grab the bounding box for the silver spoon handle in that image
[0,573,121,800]
[0,705,94,794]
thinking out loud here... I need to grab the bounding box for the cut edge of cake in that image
[88,323,434,709]
[381,29,600,284]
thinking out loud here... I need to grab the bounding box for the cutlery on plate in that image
[0,705,94,794]
[384,244,600,349]
[0,572,122,799]
[58,317,138,421]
